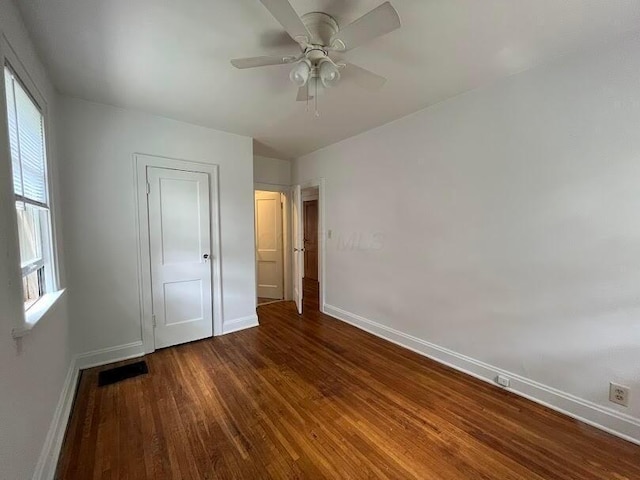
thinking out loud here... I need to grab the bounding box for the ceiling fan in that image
[231,0,401,105]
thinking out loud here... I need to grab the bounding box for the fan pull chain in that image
[314,79,320,118]
[305,83,309,112]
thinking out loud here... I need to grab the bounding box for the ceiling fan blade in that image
[342,63,387,90]
[230,55,296,69]
[330,2,400,52]
[296,86,312,101]
[259,0,312,45]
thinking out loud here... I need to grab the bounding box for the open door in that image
[292,185,303,314]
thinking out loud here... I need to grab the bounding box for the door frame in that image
[254,182,292,302]
[254,190,284,302]
[135,154,223,354]
[298,178,326,313]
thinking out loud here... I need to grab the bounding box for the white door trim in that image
[134,154,223,354]
[254,190,284,300]
[299,178,326,313]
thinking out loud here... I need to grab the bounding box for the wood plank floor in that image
[57,281,640,479]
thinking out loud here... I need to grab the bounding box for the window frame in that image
[2,39,64,337]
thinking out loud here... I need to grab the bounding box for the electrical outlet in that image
[496,375,510,388]
[609,383,630,407]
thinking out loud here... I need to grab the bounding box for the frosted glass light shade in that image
[290,60,311,87]
[319,60,340,88]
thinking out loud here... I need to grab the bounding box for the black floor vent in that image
[98,360,148,387]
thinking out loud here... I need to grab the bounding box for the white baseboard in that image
[75,341,145,370]
[324,304,640,446]
[32,356,79,480]
[222,314,260,335]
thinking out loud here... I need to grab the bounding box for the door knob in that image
[203,254,209,259]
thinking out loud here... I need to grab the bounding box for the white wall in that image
[0,0,73,478]
[57,97,256,354]
[254,155,291,187]
[294,33,640,441]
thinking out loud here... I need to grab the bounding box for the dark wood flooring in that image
[57,280,640,479]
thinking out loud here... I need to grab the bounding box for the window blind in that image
[4,70,22,196]
[4,66,47,207]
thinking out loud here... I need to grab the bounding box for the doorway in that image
[135,154,223,354]
[300,186,320,311]
[303,199,319,281]
[255,190,286,306]
[291,181,324,315]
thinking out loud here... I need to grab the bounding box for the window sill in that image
[12,289,66,339]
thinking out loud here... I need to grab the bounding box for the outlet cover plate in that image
[496,375,510,388]
[609,382,630,407]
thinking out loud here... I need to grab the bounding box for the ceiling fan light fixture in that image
[231,0,399,110]
[289,59,312,87]
[318,59,341,88]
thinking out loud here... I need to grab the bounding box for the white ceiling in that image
[15,0,640,159]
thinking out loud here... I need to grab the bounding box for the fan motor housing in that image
[301,12,339,47]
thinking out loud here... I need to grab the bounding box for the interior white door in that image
[255,191,284,299]
[292,185,303,314]
[147,166,213,349]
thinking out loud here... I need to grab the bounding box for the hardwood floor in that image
[303,277,319,311]
[57,283,640,479]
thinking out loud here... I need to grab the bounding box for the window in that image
[4,65,56,311]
